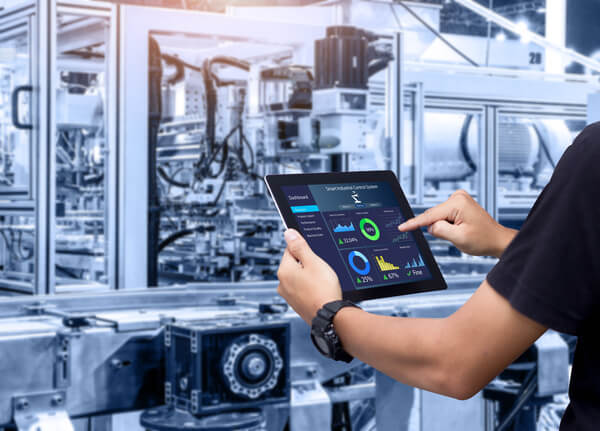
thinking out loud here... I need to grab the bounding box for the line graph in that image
[333,222,355,233]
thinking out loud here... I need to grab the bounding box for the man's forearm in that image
[332,307,461,397]
[330,281,546,401]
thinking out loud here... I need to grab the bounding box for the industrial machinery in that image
[0,0,594,294]
[164,320,289,413]
[0,284,571,431]
[147,23,394,286]
[140,319,289,430]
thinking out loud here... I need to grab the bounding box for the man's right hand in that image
[398,190,517,258]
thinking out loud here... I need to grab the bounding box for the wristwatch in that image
[310,300,360,363]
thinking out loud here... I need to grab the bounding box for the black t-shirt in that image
[487,122,600,430]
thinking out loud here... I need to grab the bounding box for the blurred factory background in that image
[0,0,598,430]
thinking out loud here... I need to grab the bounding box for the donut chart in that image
[348,251,371,275]
[359,218,380,241]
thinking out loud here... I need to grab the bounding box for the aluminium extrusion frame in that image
[0,0,48,294]
[0,0,118,294]
[402,62,594,219]
[54,0,119,294]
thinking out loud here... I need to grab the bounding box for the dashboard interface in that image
[282,182,433,292]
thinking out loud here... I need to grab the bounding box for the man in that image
[276,122,600,429]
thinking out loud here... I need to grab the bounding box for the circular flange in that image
[221,333,283,400]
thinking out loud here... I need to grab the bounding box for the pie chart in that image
[359,218,380,241]
[348,250,371,275]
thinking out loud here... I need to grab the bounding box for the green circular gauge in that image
[359,218,380,241]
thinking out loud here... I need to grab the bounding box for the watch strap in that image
[319,299,360,321]
[312,300,360,363]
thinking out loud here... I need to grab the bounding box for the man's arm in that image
[332,281,546,399]
[278,231,547,400]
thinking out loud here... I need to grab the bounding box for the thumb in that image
[284,229,317,266]
[428,220,461,243]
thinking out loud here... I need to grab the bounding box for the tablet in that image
[265,171,447,302]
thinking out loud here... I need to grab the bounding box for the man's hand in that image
[398,190,517,258]
[277,229,342,324]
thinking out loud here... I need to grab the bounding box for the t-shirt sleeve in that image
[487,123,600,335]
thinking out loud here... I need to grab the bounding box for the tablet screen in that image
[282,181,433,292]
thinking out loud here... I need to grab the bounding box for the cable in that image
[459,115,477,175]
[241,133,255,171]
[158,166,190,188]
[202,58,218,153]
[161,53,203,74]
[163,57,185,86]
[16,230,32,260]
[158,225,216,252]
[368,58,394,77]
[202,55,251,154]
[394,1,480,67]
[211,178,228,206]
[82,172,104,185]
[209,56,250,72]
[198,125,239,179]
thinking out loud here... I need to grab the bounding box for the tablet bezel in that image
[265,170,447,303]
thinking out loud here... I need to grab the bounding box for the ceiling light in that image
[516,20,529,34]
[516,20,531,44]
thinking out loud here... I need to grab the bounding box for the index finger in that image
[398,201,452,231]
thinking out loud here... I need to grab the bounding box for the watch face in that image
[311,332,331,356]
[314,337,329,356]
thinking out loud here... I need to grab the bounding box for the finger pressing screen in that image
[399,202,452,231]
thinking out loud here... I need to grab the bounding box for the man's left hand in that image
[277,229,342,324]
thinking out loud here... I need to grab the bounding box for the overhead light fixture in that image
[516,20,531,44]
[537,7,546,14]
[516,20,528,33]
[495,32,506,42]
